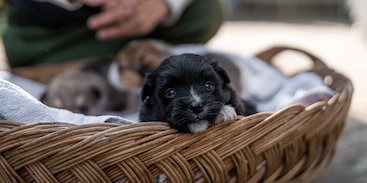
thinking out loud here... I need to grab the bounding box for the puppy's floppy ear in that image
[141,73,155,105]
[205,57,231,84]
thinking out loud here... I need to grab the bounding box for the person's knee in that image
[185,0,224,42]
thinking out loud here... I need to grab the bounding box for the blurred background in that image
[0,0,5,69]
[224,0,349,23]
[0,0,366,182]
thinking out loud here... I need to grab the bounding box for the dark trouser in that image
[2,0,224,68]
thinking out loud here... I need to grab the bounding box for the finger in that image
[94,0,163,40]
[87,4,132,29]
[105,0,139,10]
[96,24,133,40]
[80,0,107,6]
[104,1,120,10]
[96,19,141,40]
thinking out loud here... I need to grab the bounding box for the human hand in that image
[81,0,169,40]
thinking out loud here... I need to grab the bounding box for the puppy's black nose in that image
[189,102,204,114]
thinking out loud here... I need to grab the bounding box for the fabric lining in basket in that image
[0,46,353,183]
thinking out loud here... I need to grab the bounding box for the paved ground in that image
[1,21,367,182]
[315,117,367,183]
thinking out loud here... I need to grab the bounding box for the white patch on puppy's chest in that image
[190,87,202,103]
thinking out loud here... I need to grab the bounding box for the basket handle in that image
[254,46,330,72]
[254,46,354,93]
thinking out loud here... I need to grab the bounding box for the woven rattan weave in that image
[0,46,353,183]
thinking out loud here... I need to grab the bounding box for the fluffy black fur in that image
[139,54,245,133]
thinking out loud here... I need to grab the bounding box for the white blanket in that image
[0,72,133,125]
[0,46,334,125]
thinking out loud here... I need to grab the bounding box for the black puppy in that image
[139,54,245,133]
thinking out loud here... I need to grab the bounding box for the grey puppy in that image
[42,59,137,115]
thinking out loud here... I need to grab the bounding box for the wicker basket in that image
[0,46,353,183]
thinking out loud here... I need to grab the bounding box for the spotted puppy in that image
[108,39,173,91]
[139,54,245,133]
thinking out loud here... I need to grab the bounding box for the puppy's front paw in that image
[215,105,237,123]
[188,120,210,133]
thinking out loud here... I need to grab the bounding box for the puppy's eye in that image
[165,88,176,98]
[205,81,215,91]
